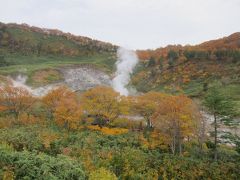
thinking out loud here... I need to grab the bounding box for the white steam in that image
[112,47,139,96]
[11,75,32,92]
[11,75,57,96]
[5,49,139,97]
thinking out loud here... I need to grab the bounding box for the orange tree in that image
[42,86,75,118]
[53,95,83,130]
[42,86,74,112]
[152,95,200,154]
[0,86,35,120]
[133,92,167,129]
[81,86,128,127]
[42,86,83,129]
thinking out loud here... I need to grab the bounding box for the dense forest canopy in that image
[0,84,239,179]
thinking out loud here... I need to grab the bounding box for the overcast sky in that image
[0,0,239,49]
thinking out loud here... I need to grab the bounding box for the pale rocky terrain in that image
[61,65,112,91]
[2,65,112,96]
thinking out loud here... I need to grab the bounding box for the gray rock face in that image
[62,66,112,91]
[5,65,112,96]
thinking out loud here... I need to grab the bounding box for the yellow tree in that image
[152,95,200,154]
[89,168,117,180]
[0,86,35,120]
[53,96,83,130]
[42,86,83,129]
[133,92,166,128]
[81,86,127,127]
[42,86,75,118]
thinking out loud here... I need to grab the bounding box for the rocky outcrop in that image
[61,65,112,91]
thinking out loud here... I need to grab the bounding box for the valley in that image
[0,22,240,179]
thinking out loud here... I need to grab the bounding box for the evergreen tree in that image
[204,86,237,160]
[148,56,156,67]
[158,56,164,71]
[167,50,178,67]
[184,50,196,60]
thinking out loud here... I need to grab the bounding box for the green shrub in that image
[0,145,86,179]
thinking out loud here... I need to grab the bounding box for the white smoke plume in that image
[10,75,57,96]
[112,47,139,96]
[11,75,32,91]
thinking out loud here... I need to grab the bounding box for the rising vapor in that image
[11,75,57,96]
[112,47,139,96]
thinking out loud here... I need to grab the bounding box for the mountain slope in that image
[199,32,240,50]
[0,22,117,56]
[133,33,240,109]
[0,22,118,83]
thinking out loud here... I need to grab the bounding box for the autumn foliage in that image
[133,92,166,128]
[0,83,239,179]
[81,86,128,127]
[152,95,200,154]
[42,86,83,130]
[0,86,36,120]
[0,85,201,144]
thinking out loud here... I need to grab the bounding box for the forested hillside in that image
[0,22,117,82]
[134,33,240,115]
[0,22,116,56]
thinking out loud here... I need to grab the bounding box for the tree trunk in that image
[146,118,151,129]
[171,134,176,155]
[198,114,206,155]
[171,141,175,155]
[179,140,182,155]
[177,122,182,155]
[214,113,218,161]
